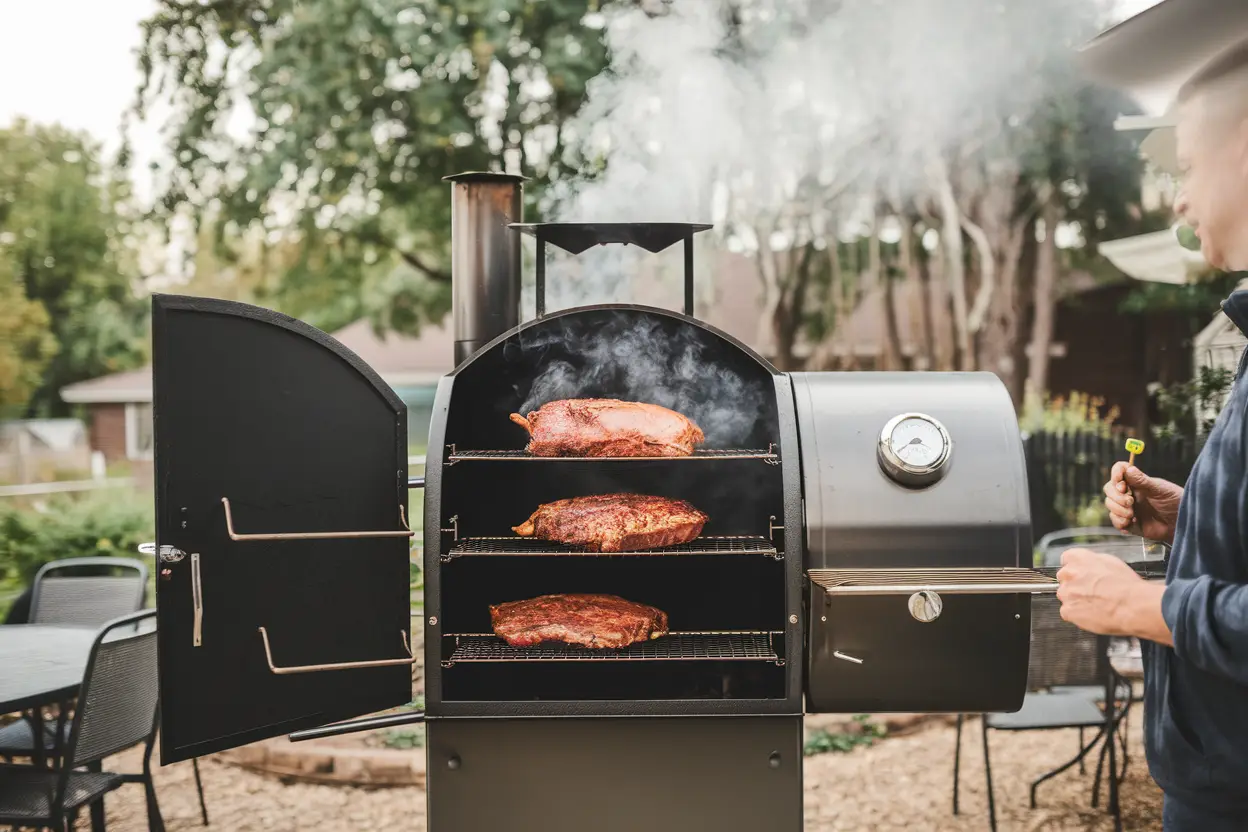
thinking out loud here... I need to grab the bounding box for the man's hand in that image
[1056,548,1172,645]
[1103,463,1182,544]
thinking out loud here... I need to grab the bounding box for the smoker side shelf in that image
[443,445,780,464]
[808,567,1060,595]
[441,535,780,561]
[441,631,784,666]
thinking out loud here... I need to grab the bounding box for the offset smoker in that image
[149,173,1056,831]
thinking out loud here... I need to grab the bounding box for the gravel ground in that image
[99,714,1162,831]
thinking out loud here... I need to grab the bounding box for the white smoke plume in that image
[513,312,770,447]
[532,0,1120,309]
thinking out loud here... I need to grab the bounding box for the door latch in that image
[138,543,187,564]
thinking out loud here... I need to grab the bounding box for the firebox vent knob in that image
[908,590,943,623]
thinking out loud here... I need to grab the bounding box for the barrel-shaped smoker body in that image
[792,372,1034,712]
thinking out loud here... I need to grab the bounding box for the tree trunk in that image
[1025,200,1060,402]
[913,226,937,370]
[929,153,973,370]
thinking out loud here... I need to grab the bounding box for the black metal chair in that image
[28,557,149,626]
[952,592,1125,831]
[0,609,164,831]
[1,557,149,766]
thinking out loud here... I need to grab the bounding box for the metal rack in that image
[441,631,783,667]
[442,535,780,561]
[444,444,780,464]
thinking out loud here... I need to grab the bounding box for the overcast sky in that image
[0,0,1168,207]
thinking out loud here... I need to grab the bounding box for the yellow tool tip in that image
[1125,438,1145,454]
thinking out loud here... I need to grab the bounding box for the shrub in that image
[0,489,154,586]
[1019,391,1120,438]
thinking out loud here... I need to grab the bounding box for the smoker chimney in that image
[445,172,525,365]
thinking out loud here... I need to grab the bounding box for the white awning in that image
[1097,229,1206,284]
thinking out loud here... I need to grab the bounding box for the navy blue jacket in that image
[1144,288,1248,813]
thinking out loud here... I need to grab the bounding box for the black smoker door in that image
[152,295,414,763]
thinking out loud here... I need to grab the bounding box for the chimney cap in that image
[443,170,529,183]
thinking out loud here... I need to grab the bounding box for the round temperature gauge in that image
[877,412,952,488]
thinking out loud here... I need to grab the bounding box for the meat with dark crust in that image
[509,398,705,457]
[512,493,708,552]
[490,594,669,649]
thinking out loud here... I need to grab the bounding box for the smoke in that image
[513,313,769,447]
[533,0,1118,307]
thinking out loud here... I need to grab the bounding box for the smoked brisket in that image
[512,493,708,553]
[490,594,669,649]
[509,398,705,457]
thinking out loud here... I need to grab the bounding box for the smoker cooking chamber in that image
[422,304,806,716]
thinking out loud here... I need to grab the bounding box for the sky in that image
[0,0,1169,208]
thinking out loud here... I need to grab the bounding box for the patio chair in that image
[0,609,164,831]
[29,556,149,626]
[952,591,1123,832]
[1,557,149,766]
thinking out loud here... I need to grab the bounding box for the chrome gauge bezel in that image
[877,412,952,488]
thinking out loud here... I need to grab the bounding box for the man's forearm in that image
[1119,581,1174,647]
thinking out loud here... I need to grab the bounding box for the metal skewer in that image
[1123,437,1147,561]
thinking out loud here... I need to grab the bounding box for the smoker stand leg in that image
[952,714,964,815]
[1078,727,1086,774]
[981,718,997,832]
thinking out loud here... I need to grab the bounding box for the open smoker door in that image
[152,295,414,764]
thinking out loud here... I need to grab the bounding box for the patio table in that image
[0,624,96,766]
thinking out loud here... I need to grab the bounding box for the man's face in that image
[1175,94,1248,271]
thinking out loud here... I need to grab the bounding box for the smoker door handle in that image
[288,710,426,742]
[408,476,425,489]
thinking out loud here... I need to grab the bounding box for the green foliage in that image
[0,120,146,416]
[0,268,58,408]
[1119,271,1244,316]
[1152,365,1234,441]
[135,0,615,335]
[382,727,425,749]
[0,490,155,587]
[1019,390,1120,437]
[803,715,886,757]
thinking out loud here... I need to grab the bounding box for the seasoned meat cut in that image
[490,594,669,649]
[512,493,708,553]
[509,398,705,457]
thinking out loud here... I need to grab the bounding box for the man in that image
[1056,36,1248,831]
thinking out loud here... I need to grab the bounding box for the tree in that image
[0,269,57,411]
[135,0,619,335]
[0,120,145,416]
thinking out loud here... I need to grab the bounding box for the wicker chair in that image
[0,610,164,831]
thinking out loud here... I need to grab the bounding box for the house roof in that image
[60,316,457,404]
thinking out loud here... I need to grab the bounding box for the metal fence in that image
[1024,431,1202,542]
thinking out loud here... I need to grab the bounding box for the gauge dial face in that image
[888,416,946,469]
[878,412,952,487]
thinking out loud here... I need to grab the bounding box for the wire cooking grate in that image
[444,446,779,464]
[443,535,780,560]
[441,631,783,666]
